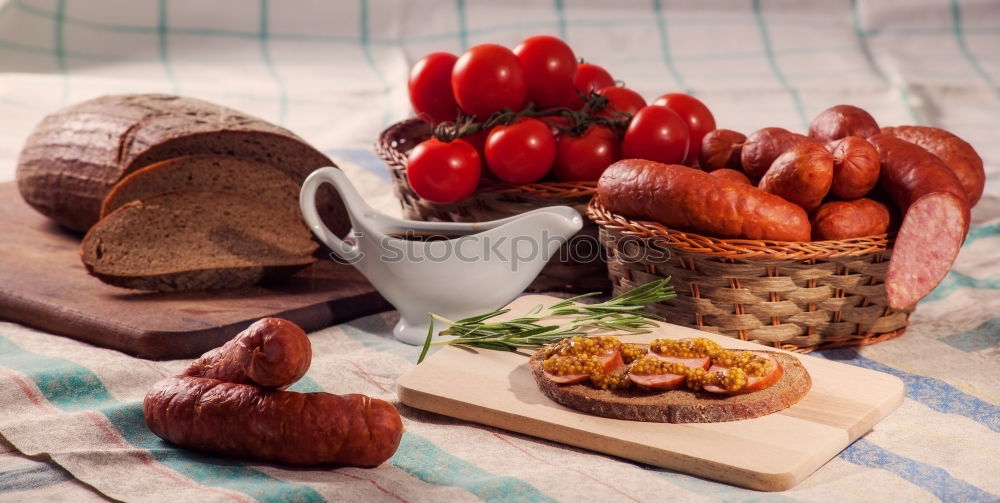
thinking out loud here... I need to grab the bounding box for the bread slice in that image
[100,155,300,219]
[529,349,811,423]
[81,191,318,291]
[16,94,346,234]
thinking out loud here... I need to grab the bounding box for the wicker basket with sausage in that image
[588,105,984,352]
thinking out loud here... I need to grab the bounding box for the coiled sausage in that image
[869,134,970,309]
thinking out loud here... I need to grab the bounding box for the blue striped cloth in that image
[1,0,999,501]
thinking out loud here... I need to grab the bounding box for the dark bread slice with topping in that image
[529,349,811,423]
[17,94,345,233]
[81,191,318,291]
[101,154,300,219]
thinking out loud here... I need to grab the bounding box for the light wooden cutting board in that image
[397,295,905,492]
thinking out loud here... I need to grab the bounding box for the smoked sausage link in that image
[811,199,891,240]
[826,136,880,199]
[757,142,834,211]
[869,134,970,309]
[183,317,311,389]
[699,129,746,172]
[880,125,985,205]
[808,104,880,142]
[597,159,811,241]
[740,127,813,180]
[143,376,404,467]
[709,168,752,185]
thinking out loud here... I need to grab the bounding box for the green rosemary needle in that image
[416,279,675,363]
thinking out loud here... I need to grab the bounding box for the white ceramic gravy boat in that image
[299,167,583,345]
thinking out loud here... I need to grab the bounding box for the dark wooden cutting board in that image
[0,182,390,360]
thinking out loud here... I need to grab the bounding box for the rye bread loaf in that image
[101,155,300,218]
[81,191,318,291]
[528,350,811,423]
[16,94,345,233]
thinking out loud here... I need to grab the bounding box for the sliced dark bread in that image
[81,191,318,291]
[17,94,346,233]
[528,349,811,423]
[101,155,300,219]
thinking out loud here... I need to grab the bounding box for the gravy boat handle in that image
[301,167,583,252]
[299,167,365,263]
[380,206,582,236]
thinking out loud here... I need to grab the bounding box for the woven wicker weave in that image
[375,118,608,292]
[588,196,913,352]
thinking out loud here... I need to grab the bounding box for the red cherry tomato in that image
[543,115,573,134]
[621,105,690,165]
[408,52,459,124]
[406,138,481,203]
[457,129,487,158]
[553,125,620,181]
[596,86,646,119]
[460,129,492,177]
[513,35,577,109]
[485,118,556,184]
[451,44,526,119]
[651,93,716,165]
[565,63,615,109]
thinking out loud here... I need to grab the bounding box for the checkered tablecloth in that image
[1,1,998,501]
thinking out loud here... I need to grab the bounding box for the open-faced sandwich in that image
[529,336,811,423]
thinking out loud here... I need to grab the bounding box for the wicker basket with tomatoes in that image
[376,36,716,292]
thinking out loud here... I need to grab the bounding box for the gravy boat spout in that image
[300,167,584,345]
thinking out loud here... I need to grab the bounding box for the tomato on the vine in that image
[541,115,573,135]
[621,105,690,165]
[459,129,488,160]
[565,62,615,109]
[408,52,459,124]
[651,93,716,165]
[406,138,481,203]
[451,44,526,119]
[514,35,577,109]
[553,124,620,181]
[596,86,646,119]
[485,118,556,184]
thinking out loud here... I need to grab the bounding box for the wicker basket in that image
[375,118,609,292]
[587,196,914,352]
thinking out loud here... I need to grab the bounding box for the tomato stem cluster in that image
[430,91,631,143]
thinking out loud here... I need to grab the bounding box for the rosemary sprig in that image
[416,279,675,363]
